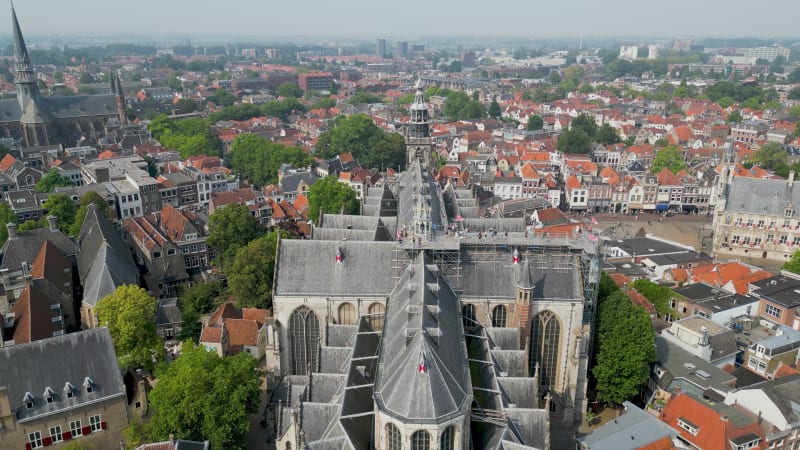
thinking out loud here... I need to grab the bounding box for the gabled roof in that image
[224,318,259,349]
[0,328,126,423]
[0,227,79,271]
[9,285,62,344]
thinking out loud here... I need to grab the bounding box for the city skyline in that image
[2,0,799,42]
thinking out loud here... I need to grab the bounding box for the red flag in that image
[418,352,427,374]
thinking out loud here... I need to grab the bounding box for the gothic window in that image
[338,302,356,325]
[491,305,507,328]
[528,310,561,389]
[368,302,385,330]
[440,426,456,450]
[386,423,402,450]
[411,430,430,450]
[462,303,475,328]
[289,306,320,375]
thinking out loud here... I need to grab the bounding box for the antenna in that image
[579,33,583,52]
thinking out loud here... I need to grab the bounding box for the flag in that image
[591,216,598,225]
[418,351,427,374]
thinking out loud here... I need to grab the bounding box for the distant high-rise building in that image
[410,43,426,53]
[241,48,258,59]
[742,45,790,62]
[376,38,387,57]
[619,45,638,62]
[462,51,476,68]
[265,48,279,59]
[648,45,660,60]
[397,41,409,57]
[298,72,334,92]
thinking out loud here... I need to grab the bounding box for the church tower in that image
[406,79,434,170]
[12,4,40,111]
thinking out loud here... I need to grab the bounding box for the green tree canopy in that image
[68,191,114,237]
[207,88,236,107]
[443,91,486,120]
[96,285,164,371]
[148,115,220,158]
[347,90,384,105]
[556,128,592,153]
[229,133,313,187]
[527,115,544,131]
[570,114,598,138]
[262,97,307,121]
[630,279,676,317]
[227,231,286,309]
[0,201,16,245]
[147,343,261,449]
[784,250,800,274]
[174,98,200,113]
[592,290,656,405]
[177,281,226,342]
[488,100,501,118]
[595,123,620,145]
[308,176,360,225]
[207,203,264,268]
[42,194,77,233]
[650,146,687,174]
[276,81,303,98]
[751,142,787,171]
[315,114,406,170]
[35,169,73,193]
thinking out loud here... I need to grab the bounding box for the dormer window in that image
[23,392,34,409]
[677,417,699,436]
[64,382,75,398]
[43,387,55,404]
[83,377,94,394]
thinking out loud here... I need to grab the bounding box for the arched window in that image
[285,442,292,450]
[491,305,507,328]
[338,302,356,325]
[411,430,430,450]
[528,310,561,388]
[386,423,402,450]
[368,302,385,330]
[440,426,456,450]
[289,306,320,375]
[462,303,475,328]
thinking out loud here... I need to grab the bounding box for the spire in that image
[11,2,30,65]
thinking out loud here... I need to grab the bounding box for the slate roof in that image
[725,176,799,217]
[756,374,800,424]
[274,240,403,297]
[156,298,182,325]
[575,401,678,450]
[77,205,138,306]
[0,328,125,422]
[0,226,78,270]
[374,254,471,422]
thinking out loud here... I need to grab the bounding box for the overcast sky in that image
[3,0,799,41]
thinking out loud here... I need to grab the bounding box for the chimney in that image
[47,215,58,232]
[700,326,710,346]
[6,222,16,240]
[789,171,795,188]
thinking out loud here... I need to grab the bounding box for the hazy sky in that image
[3,0,799,41]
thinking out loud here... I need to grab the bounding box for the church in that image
[0,6,127,148]
[269,82,602,449]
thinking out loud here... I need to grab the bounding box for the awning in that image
[682,205,698,212]
[655,203,669,211]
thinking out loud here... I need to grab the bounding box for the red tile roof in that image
[0,153,17,172]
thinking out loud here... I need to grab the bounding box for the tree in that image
[35,169,73,193]
[42,194,77,233]
[488,100,501,118]
[227,232,286,309]
[0,201,15,245]
[784,250,800,274]
[630,279,675,317]
[570,114,597,138]
[276,81,303,98]
[207,89,236,107]
[174,98,200,113]
[650,146,686,174]
[592,290,656,405]
[177,281,226,341]
[443,91,486,120]
[788,87,800,100]
[751,142,787,170]
[229,133,313,187]
[556,128,592,153]
[148,343,261,450]
[308,176,360,225]
[789,104,800,119]
[315,114,405,170]
[595,123,620,145]
[79,73,95,84]
[68,191,113,237]
[207,203,263,268]
[148,115,220,159]
[96,285,164,371]
[347,91,384,105]
[526,115,544,131]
